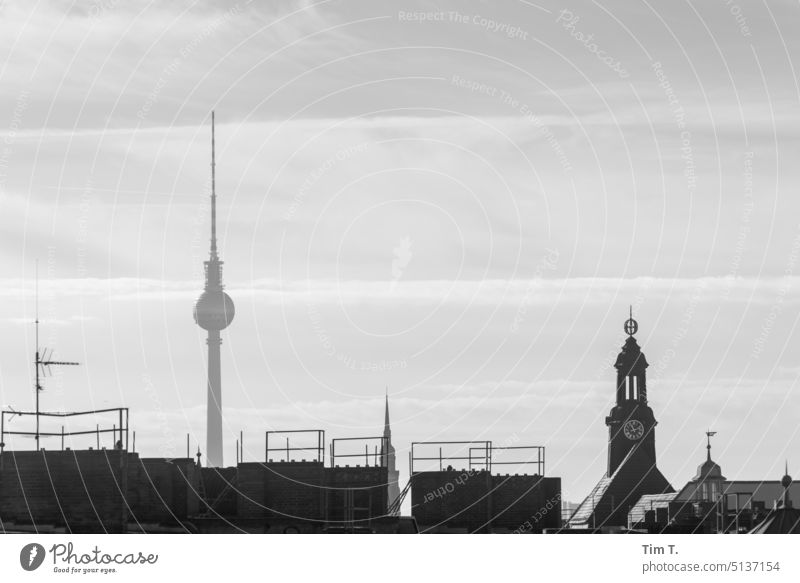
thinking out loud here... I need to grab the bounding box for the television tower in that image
[193,111,235,467]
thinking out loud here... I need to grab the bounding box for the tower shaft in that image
[206,329,222,467]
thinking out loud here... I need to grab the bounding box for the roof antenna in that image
[33,260,80,451]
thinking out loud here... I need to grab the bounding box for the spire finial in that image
[624,306,638,336]
[705,430,717,461]
[384,388,390,437]
[210,110,217,258]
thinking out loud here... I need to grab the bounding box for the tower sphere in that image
[194,289,235,330]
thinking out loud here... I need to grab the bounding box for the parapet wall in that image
[0,449,129,532]
[236,462,388,530]
[0,450,201,532]
[411,470,561,533]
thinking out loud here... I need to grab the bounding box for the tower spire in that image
[705,430,717,462]
[384,387,390,437]
[380,388,400,510]
[210,110,217,259]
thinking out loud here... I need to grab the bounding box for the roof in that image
[694,458,725,481]
[750,506,800,534]
[568,447,673,528]
[676,481,800,506]
[614,336,648,371]
[567,475,613,526]
[628,493,679,525]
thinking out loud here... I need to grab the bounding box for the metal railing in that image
[410,440,545,475]
[0,407,129,453]
[265,429,325,463]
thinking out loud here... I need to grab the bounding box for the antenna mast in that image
[210,110,217,259]
[33,262,79,451]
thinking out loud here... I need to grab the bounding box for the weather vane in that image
[705,430,717,460]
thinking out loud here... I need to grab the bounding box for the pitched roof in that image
[568,447,673,528]
[750,507,800,534]
[628,493,679,525]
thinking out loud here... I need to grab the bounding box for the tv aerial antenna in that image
[33,261,79,451]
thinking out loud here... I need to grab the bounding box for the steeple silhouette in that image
[384,388,391,438]
[382,389,400,511]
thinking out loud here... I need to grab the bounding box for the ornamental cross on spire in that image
[624,305,638,336]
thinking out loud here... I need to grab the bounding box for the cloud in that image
[0,275,798,306]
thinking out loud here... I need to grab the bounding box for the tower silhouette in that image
[381,391,400,509]
[567,309,672,529]
[193,111,235,467]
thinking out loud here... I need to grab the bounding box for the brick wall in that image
[411,470,562,533]
[0,450,202,532]
[237,461,326,523]
[128,457,200,526]
[0,449,129,532]
[327,466,388,525]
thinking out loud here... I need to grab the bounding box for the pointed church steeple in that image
[384,387,391,438]
[381,389,400,511]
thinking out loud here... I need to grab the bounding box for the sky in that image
[1,0,800,505]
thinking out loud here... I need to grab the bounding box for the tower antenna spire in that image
[210,110,217,259]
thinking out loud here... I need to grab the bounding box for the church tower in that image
[567,309,673,529]
[606,307,657,475]
[381,392,400,510]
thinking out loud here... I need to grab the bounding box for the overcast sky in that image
[1,0,799,504]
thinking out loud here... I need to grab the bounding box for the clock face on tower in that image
[623,419,644,440]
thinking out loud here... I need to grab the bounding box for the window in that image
[625,376,639,400]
